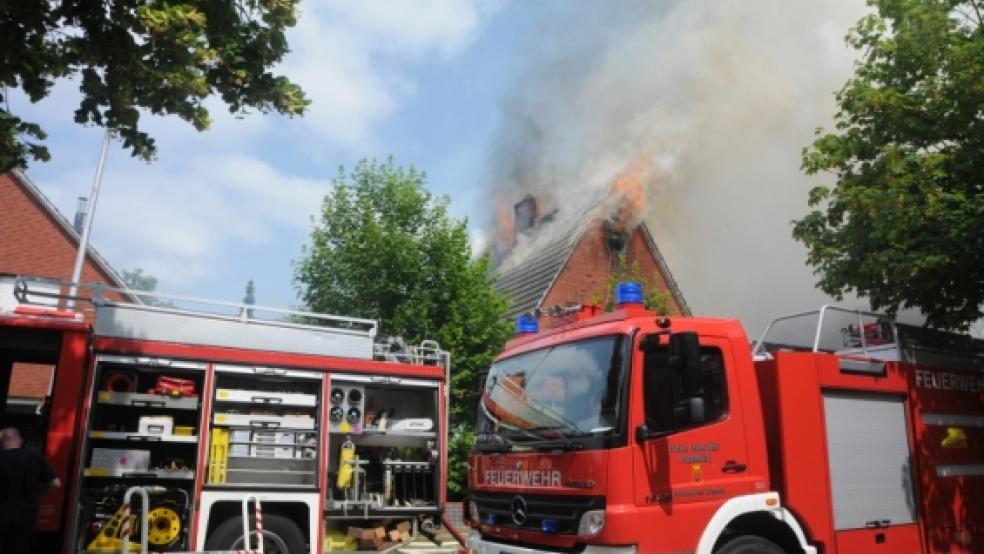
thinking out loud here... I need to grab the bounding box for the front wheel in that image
[205,513,306,554]
[716,535,786,554]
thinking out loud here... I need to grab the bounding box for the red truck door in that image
[629,335,762,549]
[0,316,90,552]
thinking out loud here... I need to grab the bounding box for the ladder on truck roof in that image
[13,277,382,360]
[753,304,984,371]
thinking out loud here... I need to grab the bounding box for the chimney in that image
[73,197,88,234]
[513,194,539,238]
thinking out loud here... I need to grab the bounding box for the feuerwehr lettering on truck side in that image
[484,469,562,487]
[915,369,984,394]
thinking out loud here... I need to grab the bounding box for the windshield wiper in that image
[527,426,586,451]
[474,432,515,453]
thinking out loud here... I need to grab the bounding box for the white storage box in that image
[252,431,300,445]
[90,448,151,475]
[250,445,296,458]
[213,413,315,430]
[138,416,174,435]
[229,429,252,456]
[230,429,252,442]
[215,388,316,407]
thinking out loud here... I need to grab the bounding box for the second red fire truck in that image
[465,282,983,554]
[0,279,460,553]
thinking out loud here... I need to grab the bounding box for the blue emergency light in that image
[516,314,539,334]
[615,281,643,306]
[540,519,559,533]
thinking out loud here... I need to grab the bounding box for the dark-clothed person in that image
[0,427,61,554]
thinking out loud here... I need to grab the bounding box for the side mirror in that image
[635,424,649,444]
[670,332,702,398]
[673,397,705,424]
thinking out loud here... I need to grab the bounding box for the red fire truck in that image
[0,279,460,553]
[464,282,983,554]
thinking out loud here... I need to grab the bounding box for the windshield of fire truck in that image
[476,336,625,449]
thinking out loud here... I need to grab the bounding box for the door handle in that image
[722,460,747,473]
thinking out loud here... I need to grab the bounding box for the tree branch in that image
[972,0,984,28]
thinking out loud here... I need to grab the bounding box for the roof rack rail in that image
[752,305,896,359]
[14,277,380,359]
[753,304,984,370]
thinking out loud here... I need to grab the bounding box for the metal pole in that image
[67,129,111,309]
[120,486,149,554]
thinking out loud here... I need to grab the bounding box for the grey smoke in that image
[481,0,896,338]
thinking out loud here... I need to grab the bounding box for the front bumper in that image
[465,531,636,554]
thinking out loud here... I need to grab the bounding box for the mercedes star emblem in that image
[511,495,528,526]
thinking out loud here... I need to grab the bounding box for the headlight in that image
[578,509,605,536]
[466,499,480,523]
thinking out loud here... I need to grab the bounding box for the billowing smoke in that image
[482,0,875,336]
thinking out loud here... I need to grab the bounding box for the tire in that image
[716,535,787,554]
[205,513,306,554]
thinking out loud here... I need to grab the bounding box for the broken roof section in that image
[493,192,687,320]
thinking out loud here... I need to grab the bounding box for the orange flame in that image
[495,194,516,253]
[609,155,651,233]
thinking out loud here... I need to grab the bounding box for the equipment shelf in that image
[348,430,437,448]
[214,387,316,407]
[88,430,198,443]
[358,430,436,437]
[212,412,316,429]
[82,468,195,479]
[95,390,199,410]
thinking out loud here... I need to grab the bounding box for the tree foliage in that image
[294,159,513,494]
[243,279,256,318]
[122,267,157,293]
[590,254,678,314]
[0,0,308,170]
[446,426,475,499]
[121,267,172,307]
[794,0,984,329]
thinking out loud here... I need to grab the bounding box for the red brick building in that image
[1,169,129,408]
[494,195,687,327]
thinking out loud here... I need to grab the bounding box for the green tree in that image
[1,1,308,170]
[590,254,678,314]
[243,279,256,319]
[294,158,512,496]
[446,426,475,499]
[794,0,984,329]
[121,267,172,307]
[122,267,157,293]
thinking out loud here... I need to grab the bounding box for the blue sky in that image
[19,0,963,338]
[14,0,533,310]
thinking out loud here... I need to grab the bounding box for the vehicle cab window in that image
[641,339,728,435]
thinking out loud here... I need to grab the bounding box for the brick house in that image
[494,195,688,327]
[1,169,130,413]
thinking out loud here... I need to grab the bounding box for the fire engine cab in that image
[464,282,983,554]
[0,278,459,553]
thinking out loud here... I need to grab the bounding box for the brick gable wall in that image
[539,222,683,327]
[1,172,124,398]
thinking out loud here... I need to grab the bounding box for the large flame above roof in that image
[606,154,652,235]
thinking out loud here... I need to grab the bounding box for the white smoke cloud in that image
[484,0,877,336]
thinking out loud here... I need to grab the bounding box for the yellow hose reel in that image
[147,505,182,546]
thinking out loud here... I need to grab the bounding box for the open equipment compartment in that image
[76,355,205,553]
[207,364,322,488]
[326,373,441,520]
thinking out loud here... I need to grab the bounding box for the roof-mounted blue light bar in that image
[615,281,643,306]
[516,314,539,334]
